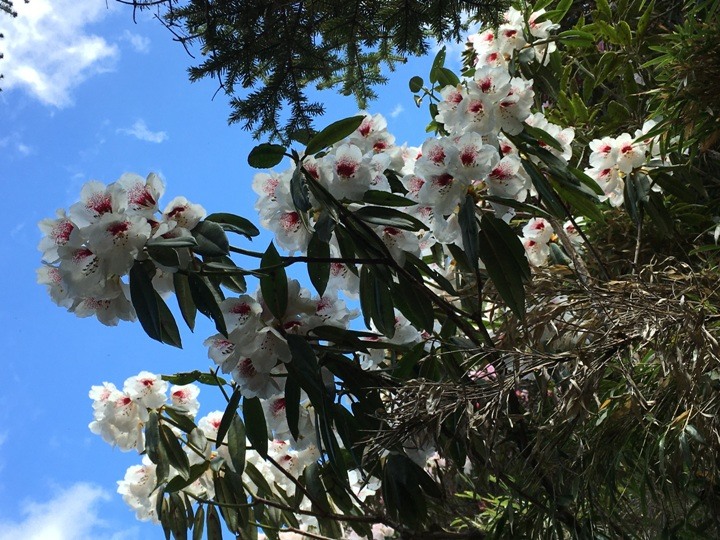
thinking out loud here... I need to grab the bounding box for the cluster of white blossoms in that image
[468,6,559,67]
[252,6,577,287]
[92,372,391,538]
[585,121,663,207]
[89,371,198,452]
[37,173,206,325]
[203,280,356,402]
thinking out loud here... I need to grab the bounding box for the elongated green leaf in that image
[192,505,205,540]
[205,213,260,239]
[286,335,323,405]
[130,261,182,348]
[353,205,426,231]
[147,245,180,269]
[436,67,460,88]
[188,274,228,337]
[307,231,330,296]
[522,158,566,217]
[305,115,365,155]
[216,389,242,449]
[523,124,564,152]
[404,252,457,296]
[359,266,395,338]
[459,194,480,271]
[362,190,417,207]
[290,163,312,212]
[192,221,230,257]
[260,242,288,319]
[391,271,434,334]
[160,424,190,480]
[206,502,223,540]
[164,407,198,434]
[147,236,198,248]
[172,273,197,331]
[227,415,247,475]
[243,396,268,458]
[429,46,446,84]
[478,215,529,318]
[284,375,301,442]
[165,462,210,493]
[146,411,161,464]
[247,143,286,168]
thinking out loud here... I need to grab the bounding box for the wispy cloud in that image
[121,30,151,54]
[0,134,34,158]
[389,104,405,118]
[118,119,168,143]
[3,0,119,108]
[0,483,137,540]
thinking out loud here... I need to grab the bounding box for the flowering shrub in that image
[37,0,720,538]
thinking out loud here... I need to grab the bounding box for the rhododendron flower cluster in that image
[92,371,391,538]
[204,280,357,401]
[585,121,664,207]
[37,173,206,325]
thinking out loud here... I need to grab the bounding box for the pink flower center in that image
[336,158,358,178]
[108,221,130,237]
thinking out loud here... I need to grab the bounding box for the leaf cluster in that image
[118,0,509,142]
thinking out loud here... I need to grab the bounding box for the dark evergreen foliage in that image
[119,0,509,141]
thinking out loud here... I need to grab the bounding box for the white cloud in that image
[3,0,119,107]
[117,119,168,143]
[0,134,33,158]
[389,104,404,118]
[0,483,137,540]
[121,30,151,54]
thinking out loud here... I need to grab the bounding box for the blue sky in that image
[0,1,465,538]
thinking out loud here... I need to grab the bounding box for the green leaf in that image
[206,504,223,540]
[404,252,457,297]
[409,76,424,93]
[216,389,242,449]
[192,221,230,257]
[458,195,480,271]
[188,274,228,337]
[522,158,566,217]
[147,245,180,269]
[391,270,435,334]
[436,67,460,88]
[227,415,247,475]
[383,453,429,529]
[192,505,205,540]
[290,163,312,212]
[146,411,161,464]
[160,424,190,480]
[130,261,183,348]
[616,20,632,46]
[284,375,301,442]
[359,266,395,338]
[243,396,268,458]
[478,215,529,319]
[286,335,323,406]
[146,236,198,249]
[260,242,288,319]
[353,205,426,231]
[305,115,365,155]
[429,46,446,84]
[307,231,330,296]
[205,213,260,239]
[523,124,564,152]
[165,462,210,493]
[247,143,286,168]
[362,190,417,207]
[173,273,197,331]
[164,407,198,434]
